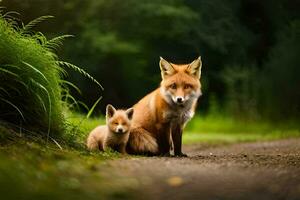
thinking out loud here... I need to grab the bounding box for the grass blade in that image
[0,98,25,121]
[60,80,82,95]
[0,87,10,96]
[86,97,102,119]
[22,15,54,32]
[45,35,74,51]
[77,101,89,112]
[0,67,19,77]
[30,79,52,141]
[22,61,49,83]
[57,61,104,90]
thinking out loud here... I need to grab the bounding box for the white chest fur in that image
[163,101,195,126]
[104,132,129,148]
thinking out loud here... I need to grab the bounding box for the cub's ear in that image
[159,57,176,79]
[106,104,116,118]
[187,56,202,79]
[125,108,134,120]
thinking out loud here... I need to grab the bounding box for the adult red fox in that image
[127,57,202,156]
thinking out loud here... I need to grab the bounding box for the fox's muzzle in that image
[172,96,186,105]
[176,96,184,104]
[116,125,125,133]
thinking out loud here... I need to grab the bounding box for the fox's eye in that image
[184,84,192,89]
[170,83,177,89]
[114,122,118,125]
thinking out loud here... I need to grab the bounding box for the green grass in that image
[0,10,299,200]
[62,113,105,148]
[0,12,102,141]
[0,15,65,135]
[183,130,300,144]
[186,115,300,133]
[63,113,300,146]
[183,115,300,144]
[0,126,137,200]
[64,113,300,146]
[1,113,299,200]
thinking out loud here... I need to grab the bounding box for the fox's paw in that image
[174,152,188,157]
[160,152,171,157]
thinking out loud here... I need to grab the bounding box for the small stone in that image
[166,176,184,187]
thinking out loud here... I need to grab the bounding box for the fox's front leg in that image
[118,143,127,154]
[171,124,187,157]
[158,125,171,156]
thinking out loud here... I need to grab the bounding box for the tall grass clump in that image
[0,14,64,136]
[0,11,101,140]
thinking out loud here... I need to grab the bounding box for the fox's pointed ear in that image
[159,57,176,79]
[125,108,134,120]
[187,56,202,79]
[106,104,116,118]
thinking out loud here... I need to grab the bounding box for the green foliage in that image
[222,66,259,120]
[0,11,102,140]
[0,14,64,135]
[44,34,74,51]
[0,127,132,200]
[186,114,300,134]
[184,114,300,144]
[2,0,300,121]
[21,15,54,34]
[183,131,300,145]
[261,20,300,119]
[63,112,105,148]
[86,97,103,119]
[57,61,103,90]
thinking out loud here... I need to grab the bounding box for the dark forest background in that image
[3,0,300,121]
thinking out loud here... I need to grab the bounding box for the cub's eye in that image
[184,84,192,89]
[122,122,126,126]
[114,122,118,125]
[170,83,177,89]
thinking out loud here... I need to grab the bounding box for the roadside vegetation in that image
[0,10,102,146]
[0,12,135,199]
[184,115,300,144]
[0,4,299,200]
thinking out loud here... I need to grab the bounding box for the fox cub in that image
[87,104,134,154]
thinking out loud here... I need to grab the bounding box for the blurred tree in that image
[261,20,300,119]
[2,0,299,120]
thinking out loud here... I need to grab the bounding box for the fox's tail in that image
[127,128,158,155]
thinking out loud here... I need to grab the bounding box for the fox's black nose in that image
[176,97,184,103]
[117,128,123,133]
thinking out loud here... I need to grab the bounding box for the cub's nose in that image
[117,127,124,133]
[176,97,184,104]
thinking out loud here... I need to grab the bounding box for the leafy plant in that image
[0,10,102,141]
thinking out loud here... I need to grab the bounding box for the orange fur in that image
[127,57,202,156]
[87,105,134,154]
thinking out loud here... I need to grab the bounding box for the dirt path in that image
[99,139,300,200]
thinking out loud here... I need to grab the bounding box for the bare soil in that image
[100,139,300,200]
